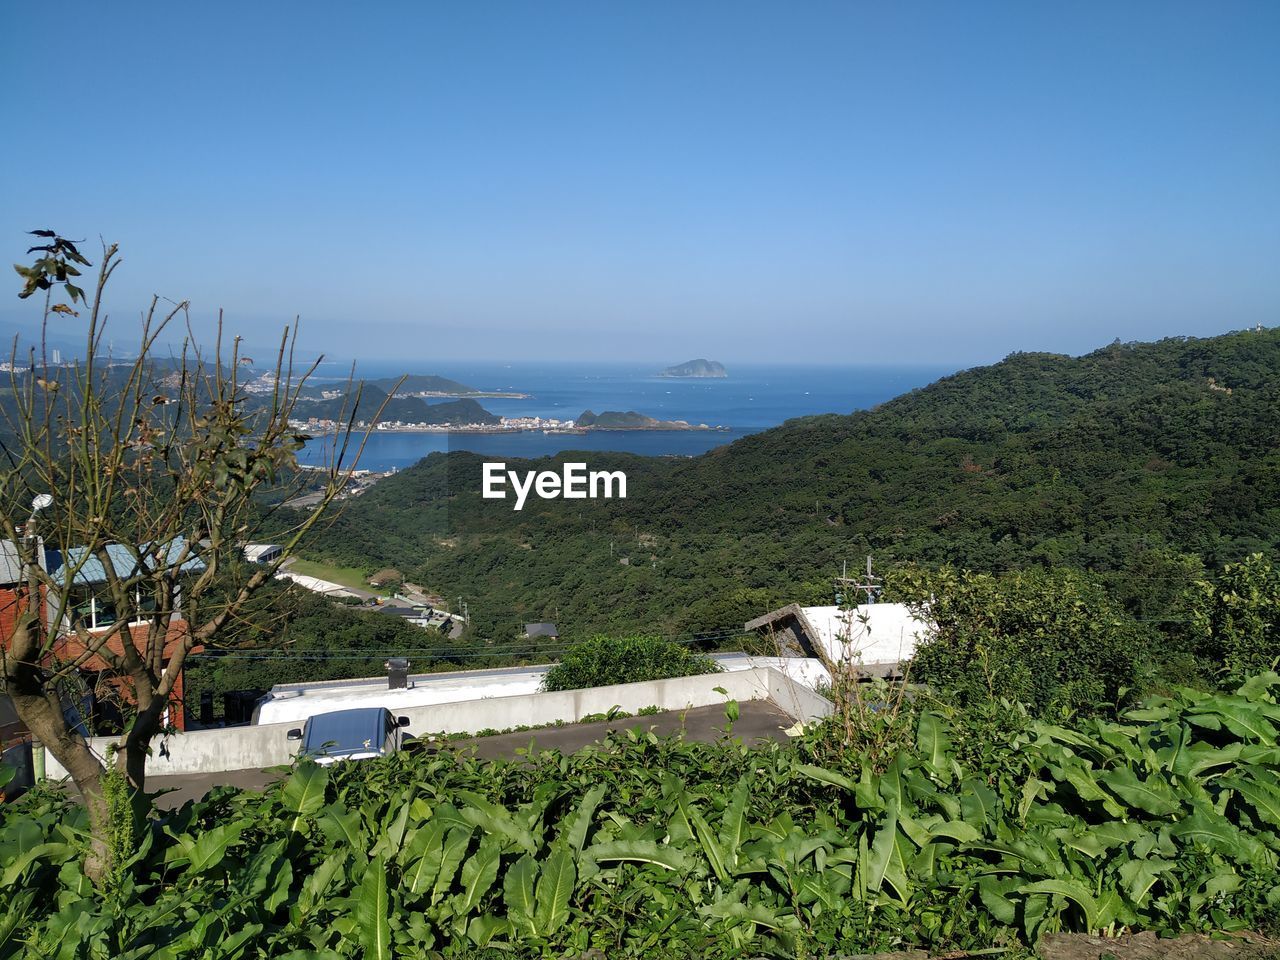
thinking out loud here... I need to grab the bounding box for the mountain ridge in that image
[296,327,1280,637]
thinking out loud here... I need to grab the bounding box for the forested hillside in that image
[297,329,1280,640]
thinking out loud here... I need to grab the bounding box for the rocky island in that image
[658,358,727,378]
[576,410,712,430]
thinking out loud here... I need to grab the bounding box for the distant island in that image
[577,410,712,431]
[368,373,529,399]
[659,359,727,378]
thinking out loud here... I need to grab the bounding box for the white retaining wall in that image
[45,667,831,779]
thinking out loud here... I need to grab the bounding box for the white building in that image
[745,602,932,677]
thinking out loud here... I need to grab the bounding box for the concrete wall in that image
[45,721,298,780]
[45,667,832,780]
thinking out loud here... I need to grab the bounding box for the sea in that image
[295,361,954,472]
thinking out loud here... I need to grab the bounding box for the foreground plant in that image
[3,673,1278,957]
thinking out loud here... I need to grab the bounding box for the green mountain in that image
[299,329,1280,638]
[369,373,479,395]
[293,388,498,425]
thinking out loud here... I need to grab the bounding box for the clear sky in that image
[2,1,1277,367]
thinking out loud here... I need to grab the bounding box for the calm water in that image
[297,362,952,471]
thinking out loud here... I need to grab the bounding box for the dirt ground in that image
[1037,931,1280,960]
[845,930,1280,960]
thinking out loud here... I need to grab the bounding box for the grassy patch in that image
[286,557,384,595]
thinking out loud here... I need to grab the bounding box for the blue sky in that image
[2,1,1277,367]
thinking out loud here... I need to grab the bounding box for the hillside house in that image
[744,602,931,678]
[0,539,205,734]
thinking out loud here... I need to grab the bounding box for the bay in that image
[296,361,952,471]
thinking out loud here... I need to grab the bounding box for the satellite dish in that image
[30,494,54,511]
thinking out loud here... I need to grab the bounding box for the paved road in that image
[144,701,795,809]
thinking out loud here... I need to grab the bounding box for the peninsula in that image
[658,358,727,378]
[370,373,529,399]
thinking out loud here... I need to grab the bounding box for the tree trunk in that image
[8,687,112,881]
[121,705,163,793]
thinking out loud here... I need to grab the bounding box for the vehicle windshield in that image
[302,708,385,757]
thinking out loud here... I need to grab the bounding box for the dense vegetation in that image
[540,636,722,692]
[182,585,565,708]
[4,673,1278,957]
[294,329,1279,652]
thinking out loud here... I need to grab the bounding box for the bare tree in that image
[2,232,379,879]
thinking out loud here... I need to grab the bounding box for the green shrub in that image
[1191,553,1280,680]
[541,635,721,692]
[890,566,1146,716]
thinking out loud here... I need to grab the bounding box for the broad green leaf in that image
[1118,857,1173,906]
[585,840,692,872]
[703,897,801,932]
[316,805,363,850]
[1018,878,1100,930]
[795,764,855,792]
[187,821,248,875]
[959,779,998,827]
[454,790,536,854]
[357,856,391,960]
[559,783,606,855]
[858,814,898,901]
[1237,672,1280,701]
[454,838,502,915]
[1222,775,1280,828]
[299,854,347,913]
[928,820,981,844]
[916,712,952,782]
[717,777,750,871]
[1,842,76,887]
[1190,702,1277,744]
[977,875,1019,924]
[1173,742,1245,778]
[404,820,449,896]
[467,914,511,947]
[432,826,474,904]
[679,792,728,882]
[503,853,538,928]
[1099,767,1181,817]
[1171,807,1264,861]
[1057,762,1123,815]
[1018,777,1046,822]
[533,846,576,936]
[282,762,329,833]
